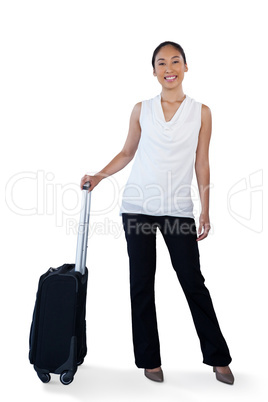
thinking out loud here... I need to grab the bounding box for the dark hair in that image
[152,41,187,69]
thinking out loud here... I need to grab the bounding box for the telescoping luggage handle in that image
[75,181,91,275]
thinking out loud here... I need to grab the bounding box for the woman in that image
[80,41,234,385]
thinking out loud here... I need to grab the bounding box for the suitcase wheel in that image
[60,371,74,385]
[37,372,51,383]
[77,358,84,366]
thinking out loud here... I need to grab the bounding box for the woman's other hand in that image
[196,212,211,241]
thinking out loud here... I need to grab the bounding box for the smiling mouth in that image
[164,75,177,82]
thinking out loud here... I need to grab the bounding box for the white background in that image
[1,0,267,401]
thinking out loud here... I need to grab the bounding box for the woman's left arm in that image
[195,104,212,241]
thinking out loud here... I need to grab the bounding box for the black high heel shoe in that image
[144,367,164,382]
[213,366,234,385]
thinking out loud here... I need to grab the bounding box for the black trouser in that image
[122,213,232,369]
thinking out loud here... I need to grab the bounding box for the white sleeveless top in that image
[119,93,202,218]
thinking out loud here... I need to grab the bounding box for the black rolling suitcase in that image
[29,182,91,385]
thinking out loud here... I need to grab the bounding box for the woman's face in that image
[153,45,188,89]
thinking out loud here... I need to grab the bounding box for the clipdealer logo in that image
[5,169,264,234]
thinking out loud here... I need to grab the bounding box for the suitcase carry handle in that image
[75,181,91,274]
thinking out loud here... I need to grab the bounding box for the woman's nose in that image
[165,63,173,72]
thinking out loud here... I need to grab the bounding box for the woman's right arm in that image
[80,102,142,191]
